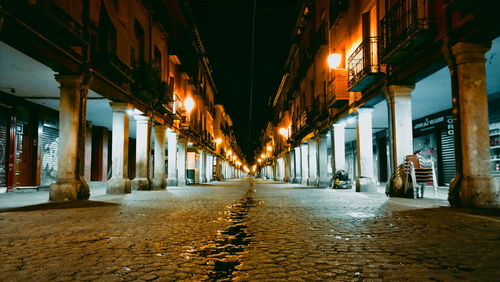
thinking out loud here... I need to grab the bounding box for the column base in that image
[450,175,500,208]
[166,177,178,186]
[49,178,89,201]
[152,177,166,189]
[178,178,186,187]
[283,176,290,183]
[107,178,131,194]
[356,177,377,192]
[293,177,301,184]
[301,178,308,185]
[319,177,331,188]
[307,177,319,186]
[132,177,151,191]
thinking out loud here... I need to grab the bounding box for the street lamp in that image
[266,145,272,152]
[327,53,342,69]
[260,153,265,159]
[215,138,222,145]
[279,128,286,136]
[184,96,195,113]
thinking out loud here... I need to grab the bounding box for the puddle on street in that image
[185,181,256,280]
[348,211,376,219]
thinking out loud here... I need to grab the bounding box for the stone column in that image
[284,153,291,182]
[177,138,187,186]
[206,154,212,182]
[152,125,167,189]
[289,150,295,183]
[447,42,500,207]
[166,130,178,186]
[356,108,376,192]
[294,146,302,183]
[301,143,309,185]
[308,139,318,186]
[318,135,329,187]
[84,122,92,182]
[332,123,346,172]
[132,114,151,190]
[49,74,90,201]
[276,160,281,181]
[386,85,415,172]
[199,150,206,183]
[215,157,221,181]
[107,103,132,194]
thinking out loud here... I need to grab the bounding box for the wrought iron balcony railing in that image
[347,37,385,92]
[379,0,434,64]
[164,93,185,120]
[328,69,349,108]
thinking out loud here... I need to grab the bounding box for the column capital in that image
[54,74,85,88]
[134,114,150,123]
[386,85,415,98]
[451,42,491,65]
[333,122,346,129]
[153,124,169,131]
[356,107,374,116]
[110,102,132,112]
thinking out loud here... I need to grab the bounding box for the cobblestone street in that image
[1,178,499,281]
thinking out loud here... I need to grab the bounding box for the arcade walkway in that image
[1,179,499,280]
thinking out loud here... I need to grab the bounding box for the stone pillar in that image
[49,74,90,201]
[107,103,132,194]
[177,138,187,186]
[84,122,92,182]
[206,154,212,182]
[318,135,329,187]
[276,159,281,181]
[289,150,295,183]
[332,123,346,172]
[294,146,302,183]
[356,108,376,192]
[132,115,151,190]
[386,85,415,172]
[447,42,500,208]
[166,130,178,186]
[215,157,221,181]
[301,143,309,185]
[199,150,206,183]
[308,139,318,186]
[152,125,167,189]
[284,153,290,182]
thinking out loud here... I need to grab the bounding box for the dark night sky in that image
[189,0,299,162]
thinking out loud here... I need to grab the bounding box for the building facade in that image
[259,0,500,208]
[0,0,246,199]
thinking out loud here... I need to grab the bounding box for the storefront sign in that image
[413,110,453,136]
[446,117,454,136]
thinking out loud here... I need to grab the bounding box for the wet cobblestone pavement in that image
[1,178,499,281]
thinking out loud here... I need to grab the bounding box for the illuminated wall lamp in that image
[327,53,342,69]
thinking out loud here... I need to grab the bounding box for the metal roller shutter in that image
[0,111,9,187]
[40,126,59,186]
[440,131,456,186]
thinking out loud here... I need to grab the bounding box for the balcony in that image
[164,93,186,120]
[329,69,349,108]
[347,37,385,92]
[379,0,434,64]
